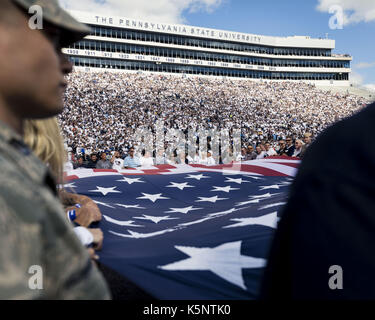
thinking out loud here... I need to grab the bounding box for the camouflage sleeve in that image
[0,195,42,299]
[37,187,111,300]
[0,176,110,300]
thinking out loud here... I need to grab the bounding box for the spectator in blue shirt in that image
[123,148,141,169]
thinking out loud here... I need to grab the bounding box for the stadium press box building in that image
[63,11,352,86]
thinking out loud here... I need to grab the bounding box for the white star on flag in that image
[258,202,287,210]
[211,186,240,193]
[166,182,195,191]
[94,201,116,209]
[196,196,228,203]
[89,186,122,196]
[224,177,251,184]
[116,177,145,184]
[110,228,176,239]
[137,193,170,203]
[249,192,281,200]
[185,174,210,181]
[223,212,279,229]
[62,182,76,189]
[279,180,292,186]
[115,204,146,209]
[103,215,143,227]
[259,185,281,190]
[235,199,261,207]
[158,241,266,290]
[165,206,202,214]
[134,215,178,224]
[247,175,264,180]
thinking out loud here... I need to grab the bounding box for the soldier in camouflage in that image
[0,0,111,299]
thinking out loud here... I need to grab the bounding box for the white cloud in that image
[317,0,375,25]
[350,71,364,85]
[355,62,375,69]
[59,0,223,24]
[350,72,375,93]
[364,84,375,92]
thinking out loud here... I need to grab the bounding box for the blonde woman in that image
[24,118,103,253]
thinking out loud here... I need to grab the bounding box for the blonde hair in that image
[23,118,67,183]
[295,139,304,147]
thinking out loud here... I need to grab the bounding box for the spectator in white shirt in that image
[140,151,154,167]
[264,142,277,157]
[155,150,167,165]
[293,139,305,158]
[200,151,216,165]
[111,151,124,170]
[187,151,201,164]
[256,145,266,159]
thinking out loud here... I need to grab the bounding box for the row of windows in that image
[71,40,350,69]
[88,25,333,57]
[69,56,349,81]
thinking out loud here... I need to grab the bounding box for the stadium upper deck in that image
[63,10,352,86]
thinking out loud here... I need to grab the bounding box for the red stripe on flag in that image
[190,163,290,176]
[153,164,177,170]
[65,175,79,181]
[264,156,300,160]
[272,162,300,168]
[239,164,289,176]
[142,169,171,175]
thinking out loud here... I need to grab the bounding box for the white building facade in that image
[63,11,352,86]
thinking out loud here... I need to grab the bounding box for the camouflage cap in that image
[12,0,91,46]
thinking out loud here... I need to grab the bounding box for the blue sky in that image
[61,0,375,89]
[183,0,375,89]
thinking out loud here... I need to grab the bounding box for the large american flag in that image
[65,157,299,299]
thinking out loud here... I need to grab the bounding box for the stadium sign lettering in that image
[63,48,296,72]
[94,15,262,44]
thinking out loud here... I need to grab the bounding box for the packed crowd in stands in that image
[59,71,368,169]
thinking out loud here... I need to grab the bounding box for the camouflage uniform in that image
[0,121,110,299]
[0,0,110,299]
